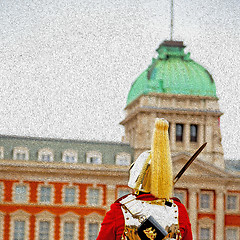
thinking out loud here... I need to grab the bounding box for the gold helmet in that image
[128,118,173,199]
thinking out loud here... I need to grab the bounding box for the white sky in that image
[0,0,239,160]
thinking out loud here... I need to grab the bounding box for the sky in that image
[0,0,239,160]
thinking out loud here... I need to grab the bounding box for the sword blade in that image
[173,142,207,185]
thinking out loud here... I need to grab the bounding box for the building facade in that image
[0,40,239,240]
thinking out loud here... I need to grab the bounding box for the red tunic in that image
[97,194,193,240]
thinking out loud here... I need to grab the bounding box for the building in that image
[0,40,239,240]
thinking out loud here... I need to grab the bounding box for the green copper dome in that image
[127,41,217,105]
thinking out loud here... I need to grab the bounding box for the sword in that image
[173,142,207,185]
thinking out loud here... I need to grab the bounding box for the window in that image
[62,150,78,163]
[115,153,131,166]
[63,222,75,240]
[227,195,237,210]
[64,187,76,204]
[176,124,184,142]
[60,212,79,240]
[173,189,187,206]
[38,149,54,162]
[10,210,30,240]
[200,194,210,209]
[35,211,54,240]
[86,151,102,164]
[226,228,238,240]
[117,188,131,199]
[0,182,3,202]
[13,147,29,160]
[88,223,99,240]
[13,220,25,240]
[39,221,50,240]
[14,185,27,203]
[39,186,52,203]
[88,188,100,206]
[190,124,198,142]
[200,227,210,240]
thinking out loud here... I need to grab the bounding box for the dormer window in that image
[0,147,4,159]
[38,149,54,162]
[176,124,184,142]
[86,151,102,164]
[190,124,198,142]
[116,153,131,166]
[13,147,29,160]
[62,150,78,163]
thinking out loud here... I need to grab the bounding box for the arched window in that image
[38,149,54,162]
[62,150,78,163]
[176,124,184,142]
[190,124,198,142]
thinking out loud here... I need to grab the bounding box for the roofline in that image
[0,134,131,147]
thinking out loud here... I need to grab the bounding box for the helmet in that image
[128,118,173,199]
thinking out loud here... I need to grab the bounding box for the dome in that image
[127,41,217,105]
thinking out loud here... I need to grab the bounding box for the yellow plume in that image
[150,118,173,199]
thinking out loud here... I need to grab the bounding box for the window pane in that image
[15,185,27,203]
[190,124,198,142]
[89,157,100,164]
[176,124,184,142]
[227,195,237,210]
[40,187,51,203]
[16,153,26,160]
[14,220,25,240]
[200,194,210,209]
[174,192,184,204]
[117,189,131,199]
[65,188,76,203]
[39,221,50,240]
[200,228,210,240]
[226,229,237,240]
[65,155,76,163]
[88,223,99,240]
[41,154,51,162]
[64,222,75,240]
[89,189,100,205]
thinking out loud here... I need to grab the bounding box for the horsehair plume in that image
[151,118,173,199]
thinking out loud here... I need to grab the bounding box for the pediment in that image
[172,153,230,179]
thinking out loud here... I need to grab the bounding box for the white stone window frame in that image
[117,187,132,199]
[173,189,187,207]
[86,151,102,164]
[12,182,29,204]
[0,147,4,159]
[226,193,239,212]
[10,210,30,240]
[38,148,54,162]
[60,212,79,240]
[225,227,239,240]
[35,211,55,240]
[62,185,79,205]
[0,211,4,240]
[38,184,54,205]
[198,218,214,240]
[62,149,78,163]
[84,213,104,240]
[0,182,4,202]
[115,152,131,166]
[13,147,29,160]
[199,190,214,212]
[87,186,103,207]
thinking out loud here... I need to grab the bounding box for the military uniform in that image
[97,193,192,240]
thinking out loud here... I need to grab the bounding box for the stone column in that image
[170,121,176,151]
[215,190,225,240]
[184,124,190,151]
[188,188,198,240]
[106,184,116,209]
[198,124,204,145]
